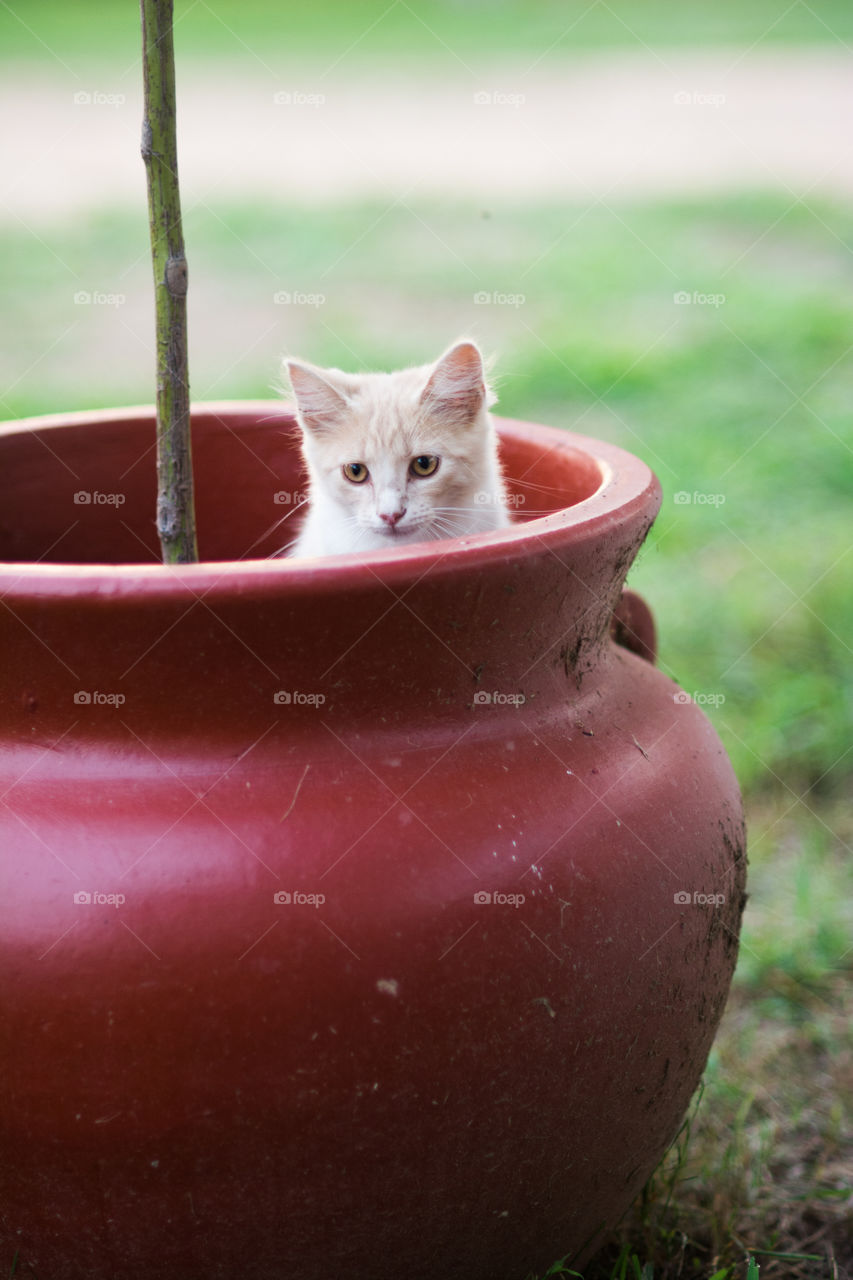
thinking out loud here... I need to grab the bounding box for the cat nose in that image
[379,507,406,527]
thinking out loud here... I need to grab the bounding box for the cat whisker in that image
[511,479,572,497]
[252,501,310,547]
[430,505,501,514]
[426,515,479,539]
[270,539,298,558]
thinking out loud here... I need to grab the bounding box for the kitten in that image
[280,341,511,558]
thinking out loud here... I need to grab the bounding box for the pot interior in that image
[0,405,605,565]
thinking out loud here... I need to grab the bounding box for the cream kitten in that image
[280,341,511,558]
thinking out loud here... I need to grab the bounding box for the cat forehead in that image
[311,417,442,460]
[322,364,431,407]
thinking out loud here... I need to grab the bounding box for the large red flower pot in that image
[0,404,745,1280]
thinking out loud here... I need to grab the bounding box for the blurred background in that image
[1,1,851,1273]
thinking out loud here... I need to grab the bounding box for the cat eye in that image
[343,463,369,484]
[410,455,440,478]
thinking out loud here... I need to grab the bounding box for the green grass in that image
[529,898,853,1277]
[548,959,853,1278]
[3,0,853,67]
[2,190,852,1276]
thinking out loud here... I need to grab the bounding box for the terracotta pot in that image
[0,404,745,1280]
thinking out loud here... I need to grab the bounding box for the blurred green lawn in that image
[3,0,853,63]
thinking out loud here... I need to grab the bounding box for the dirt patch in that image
[2,49,852,225]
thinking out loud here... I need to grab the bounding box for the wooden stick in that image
[140,0,198,564]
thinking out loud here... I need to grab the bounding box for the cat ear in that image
[419,341,493,427]
[285,360,349,434]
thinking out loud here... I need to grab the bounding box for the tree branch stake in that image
[140,0,198,564]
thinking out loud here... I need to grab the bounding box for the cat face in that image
[307,432,465,544]
[286,342,503,551]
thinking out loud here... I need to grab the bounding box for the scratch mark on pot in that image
[531,996,556,1019]
[94,1112,123,1125]
[631,734,650,760]
[280,763,310,821]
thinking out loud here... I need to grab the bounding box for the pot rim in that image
[0,401,660,596]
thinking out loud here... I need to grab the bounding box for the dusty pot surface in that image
[0,404,745,1280]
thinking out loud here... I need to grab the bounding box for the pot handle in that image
[610,589,657,665]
